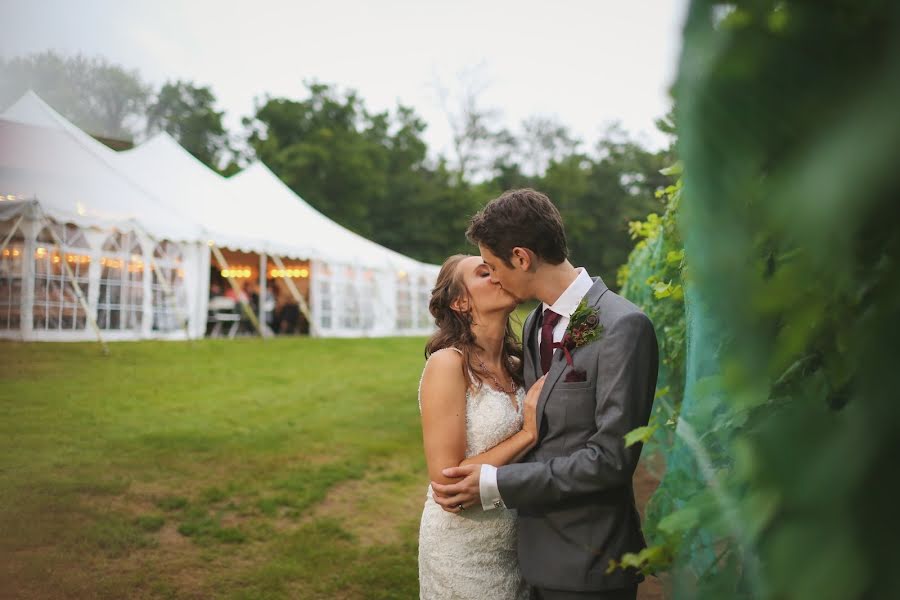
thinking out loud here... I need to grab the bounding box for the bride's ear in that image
[450,296,469,313]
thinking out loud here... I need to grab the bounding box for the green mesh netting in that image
[621,1,900,598]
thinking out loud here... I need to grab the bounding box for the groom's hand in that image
[431,464,482,513]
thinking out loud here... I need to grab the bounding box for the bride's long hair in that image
[424,254,524,391]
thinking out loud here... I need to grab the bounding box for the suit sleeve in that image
[497,311,659,509]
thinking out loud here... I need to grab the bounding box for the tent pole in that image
[39,214,109,355]
[0,213,25,257]
[268,254,312,324]
[209,243,263,337]
[258,253,269,336]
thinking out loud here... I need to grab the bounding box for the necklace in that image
[475,353,517,395]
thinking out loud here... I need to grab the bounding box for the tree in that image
[519,115,580,177]
[433,65,512,184]
[146,80,231,171]
[244,82,482,263]
[0,51,150,140]
[246,83,383,236]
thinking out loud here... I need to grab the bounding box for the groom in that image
[431,189,659,600]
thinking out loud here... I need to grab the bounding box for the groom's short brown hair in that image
[466,188,568,267]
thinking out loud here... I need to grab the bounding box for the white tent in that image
[0,91,438,341]
[117,132,438,337]
[0,92,209,342]
[226,161,438,336]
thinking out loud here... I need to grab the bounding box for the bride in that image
[418,254,545,599]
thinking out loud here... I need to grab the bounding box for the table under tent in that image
[0,91,438,342]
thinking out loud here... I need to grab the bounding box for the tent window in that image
[315,265,334,329]
[360,270,376,331]
[341,267,360,329]
[97,232,144,331]
[152,241,186,332]
[0,219,24,330]
[396,271,412,330]
[417,274,431,329]
[32,224,90,331]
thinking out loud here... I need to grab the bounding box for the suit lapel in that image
[522,305,542,384]
[534,276,610,438]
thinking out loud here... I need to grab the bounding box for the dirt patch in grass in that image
[306,469,424,547]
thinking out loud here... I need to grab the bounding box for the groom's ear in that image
[511,247,534,271]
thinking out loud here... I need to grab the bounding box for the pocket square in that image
[564,368,587,383]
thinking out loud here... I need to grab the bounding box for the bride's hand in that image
[522,374,547,443]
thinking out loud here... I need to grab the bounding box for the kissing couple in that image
[417,189,659,600]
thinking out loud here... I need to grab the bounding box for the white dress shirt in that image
[479,268,594,510]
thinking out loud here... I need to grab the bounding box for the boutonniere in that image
[553,299,603,382]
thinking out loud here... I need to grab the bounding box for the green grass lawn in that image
[0,308,536,599]
[0,336,434,599]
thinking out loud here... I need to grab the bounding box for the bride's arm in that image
[420,349,471,486]
[421,350,542,486]
[460,374,544,468]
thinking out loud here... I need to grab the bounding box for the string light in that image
[221,267,252,279]
[269,268,310,278]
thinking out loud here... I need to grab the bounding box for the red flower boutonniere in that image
[553,299,603,382]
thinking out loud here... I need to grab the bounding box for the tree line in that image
[1,51,674,285]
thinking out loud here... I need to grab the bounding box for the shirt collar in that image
[542,267,593,318]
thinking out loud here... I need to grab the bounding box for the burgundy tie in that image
[540,308,562,374]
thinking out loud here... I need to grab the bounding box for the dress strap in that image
[447,347,463,355]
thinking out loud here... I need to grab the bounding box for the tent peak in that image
[1,90,68,130]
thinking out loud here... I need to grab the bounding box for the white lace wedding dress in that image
[417,351,530,600]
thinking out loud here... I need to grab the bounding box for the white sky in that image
[1,0,688,157]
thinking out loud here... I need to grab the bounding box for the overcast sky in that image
[1,0,688,157]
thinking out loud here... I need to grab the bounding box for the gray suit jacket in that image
[497,276,659,592]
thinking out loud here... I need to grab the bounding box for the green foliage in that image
[616,1,900,598]
[2,50,671,276]
[146,80,232,171]
[0,50,151,140]
[619,163,686,422]
[538,129,673,285]
[245,82,672,277]
[246,83,480,264]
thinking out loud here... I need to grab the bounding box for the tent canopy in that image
[119,129,435,272]
[0,92,201,242]
[116,132,262,253]
[227,161,430,271]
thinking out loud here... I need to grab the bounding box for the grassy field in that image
[0,335,437,599]
[0,309,541,599]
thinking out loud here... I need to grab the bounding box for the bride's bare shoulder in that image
[423,348,466,380]
[425,347,464,371]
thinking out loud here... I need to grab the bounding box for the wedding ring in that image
[457,503,465,511]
